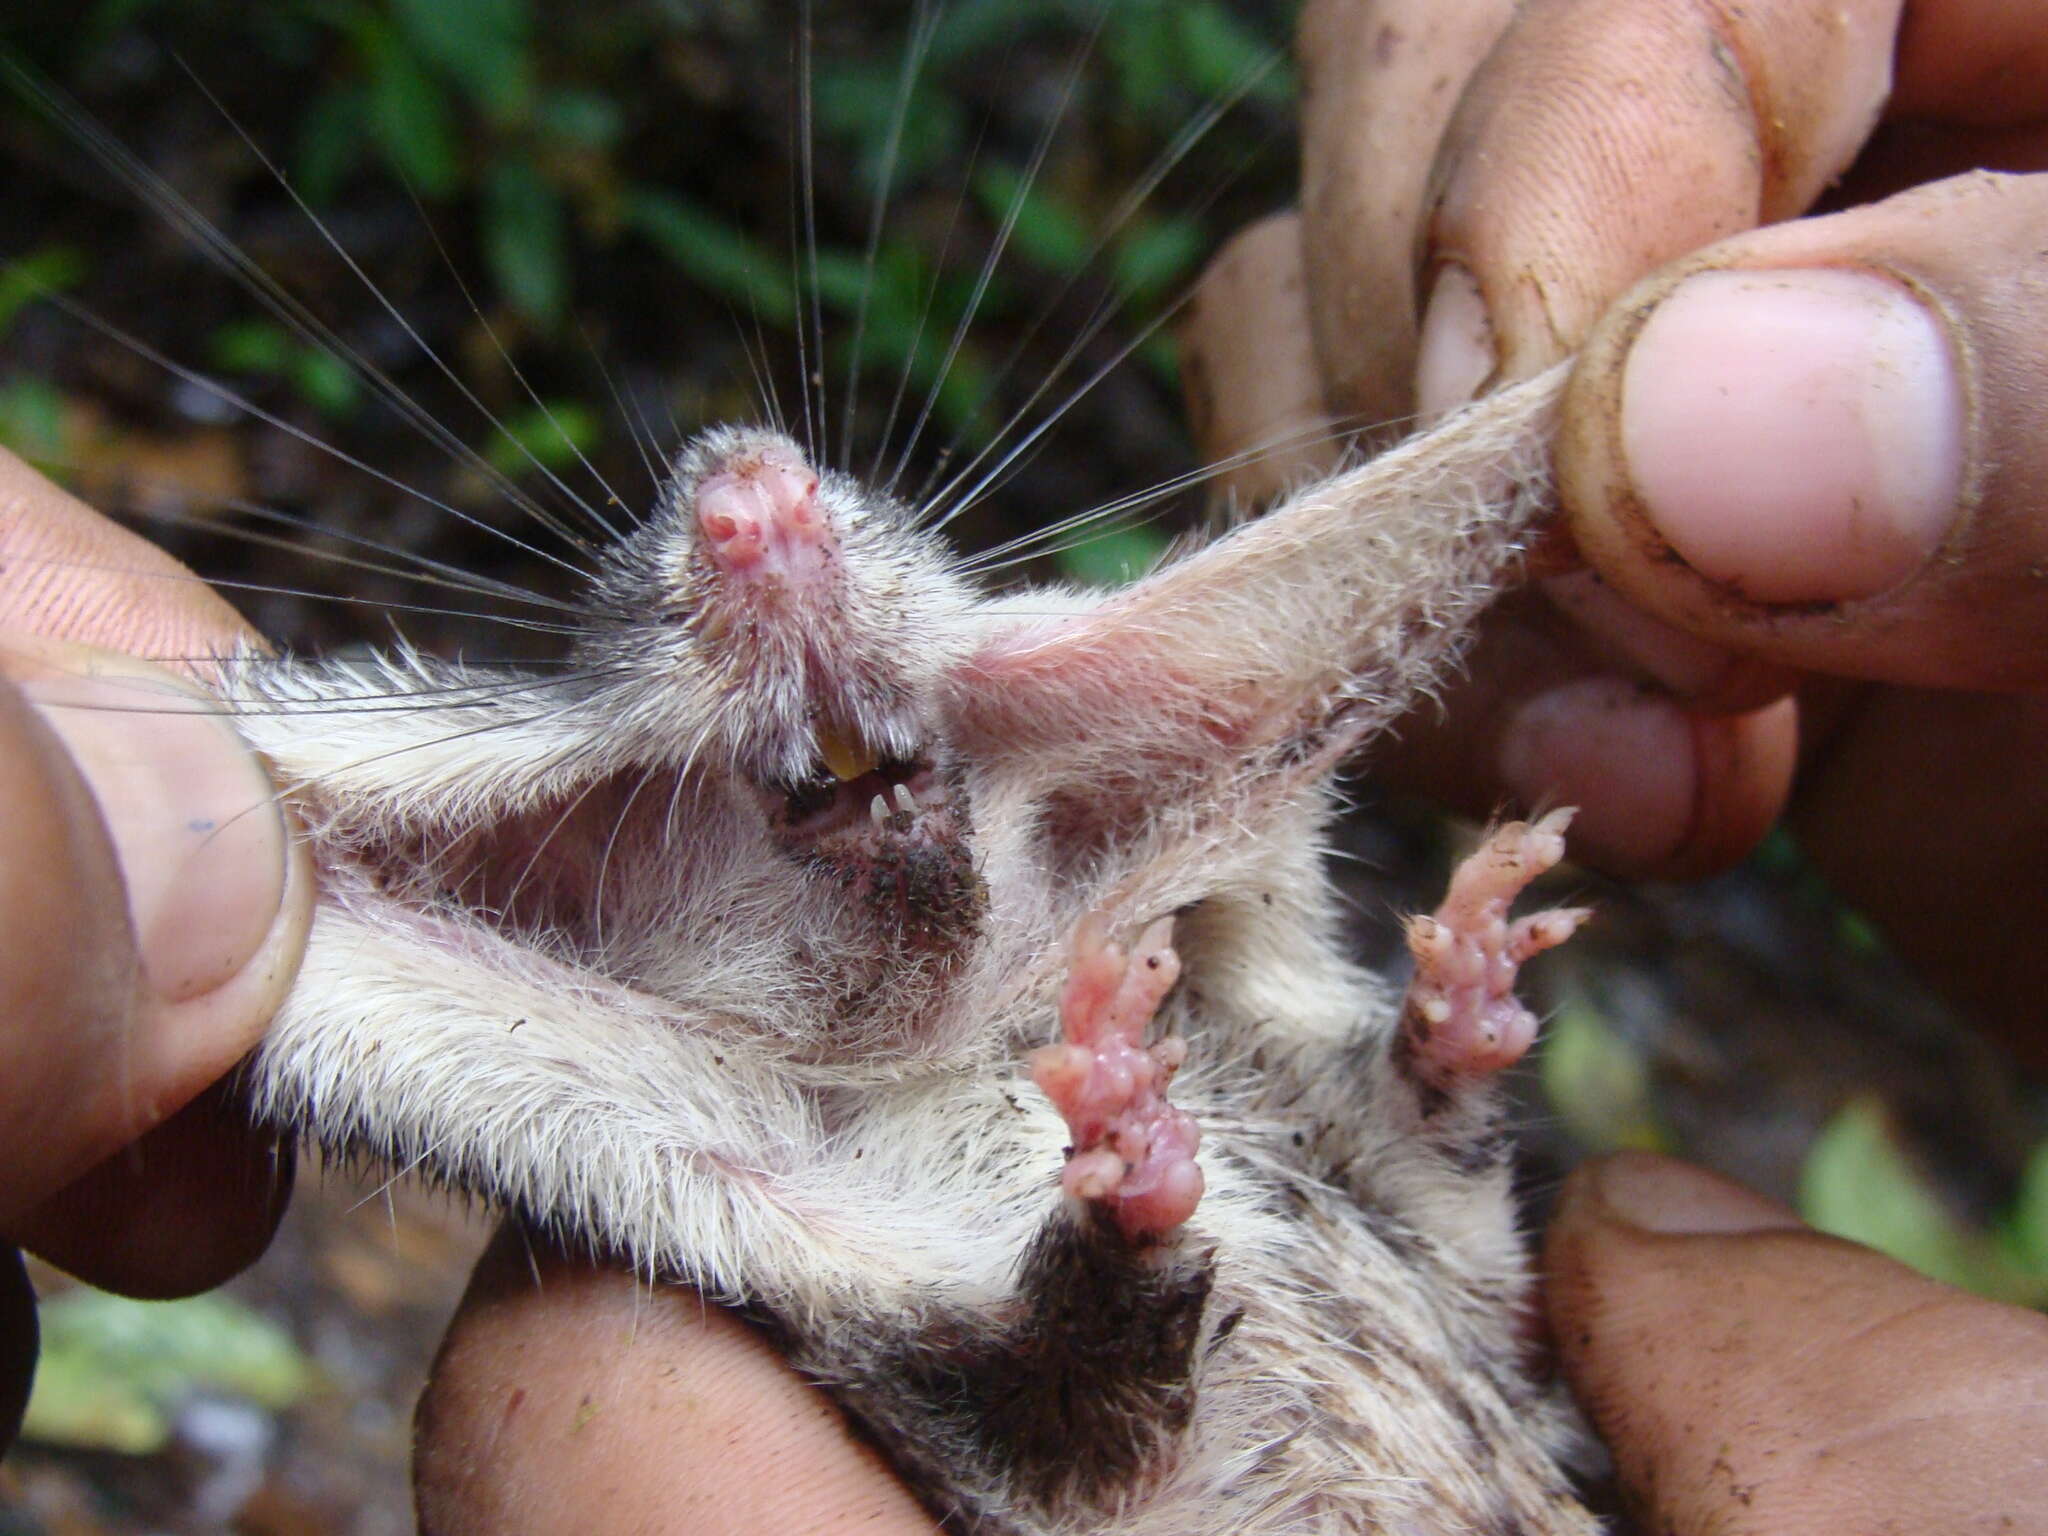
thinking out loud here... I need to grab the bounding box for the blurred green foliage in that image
[1802,1097,2048,1307]
[210,319,362,418]
[5,0,1297,586]
[1539,992,1672,1156]
[22,1289,317,1455]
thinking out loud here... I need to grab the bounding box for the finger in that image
[1559,171,2048,689]
[1793,685,2048,1066]
[1419,0,1901,404]
[9,1084,294,1299]
[1182,218,1798,879]
[0,638,308,1217]
[1179,212,1342,507]
[0,446,252,666]
[1894,0,2048,125]
[1296,0,1515,428]
[1372,591,1796,878]
[1545,1153,2048,1534]
[1829,118,2048,210]
[416,1232,940,1536]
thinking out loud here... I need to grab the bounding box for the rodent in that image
[223,363,1603,1533]
[3,27,1600,1528]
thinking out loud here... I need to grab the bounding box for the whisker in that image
[397,185,628,541]
[20,284,591,585]
[959,415,1374,574]
[918,49,1283,515]
[795,0,828,470]
[31,662,626,718]
[929,281,1199,528]
[6,443,578,610]
[0,52,597,563]
[886,9,1106,496]
[13,551,585,638]
[734,302,788,439]
[582,322,666,502]
[165,54,608,555]
[838,0,941,469]
[115,491,580,613]
[868,168,973,488]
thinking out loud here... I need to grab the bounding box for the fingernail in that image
[1498,677,1696,873]
[1585,1151,1806,1236]
[26,665,285,1004]
[1416,264,1496,421]
[1621,267,1965,604]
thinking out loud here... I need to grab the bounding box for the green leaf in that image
[0,375,69,466]
[0,245,85,337]
[483,159,568,328]
[1539,995,1670,1155]
[22,1289,316,1455]
[361,18,461,197]
[210,322,360,418]
[1112,216,1203,307]
[1057,522,1169,589]
[485,398,601,478]
[1106,2,1175,120]
[209,319,294,376]
[1173,2,1294,106]
[971,162,1090,276]
[812,63,963,192]
[389,0,532,121]
[625,187,795,325]
[535,87,623,150]
[924,0,1077,67]
[288,348,362,419]
[1801,1097,2045,1304]
[2004,1139,2048,1276]
[293,85,369,205]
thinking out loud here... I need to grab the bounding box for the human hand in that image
[412,1161,2048,1536]
[1181,0,2048,1051]
[0,447,313,1446]
[413,1231,940,1535]
[1544,1152,2048,1532]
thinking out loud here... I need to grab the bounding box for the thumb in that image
[1545,1153,2048,1534]
[0,636,311,1295]
[1558,172,2048,692]
[415,1230,939,1536]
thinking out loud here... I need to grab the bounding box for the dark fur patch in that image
[879,1209,1216,1516]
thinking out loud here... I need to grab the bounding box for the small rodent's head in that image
[574,425,979,801]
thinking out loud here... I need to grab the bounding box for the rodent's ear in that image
[943,589,1260,780]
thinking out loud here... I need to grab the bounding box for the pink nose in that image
[696,451,831,580]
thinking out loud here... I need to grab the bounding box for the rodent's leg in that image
[244,902,966,1316]
[842,912,1214,1517]
[1396,809,1589,1114]
[1030,912,1203,1239]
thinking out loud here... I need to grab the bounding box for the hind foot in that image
[1401,809,1590,1091]
[1030,913,1202,1240]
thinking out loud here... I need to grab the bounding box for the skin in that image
[1184,0,2048,1059]
[8,2,2048,1526]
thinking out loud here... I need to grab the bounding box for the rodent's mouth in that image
[769,753,937,840]
[758,747,985,954]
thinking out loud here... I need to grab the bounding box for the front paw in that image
[1400,809,1590,1093]
[1029,912,1202,1239]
